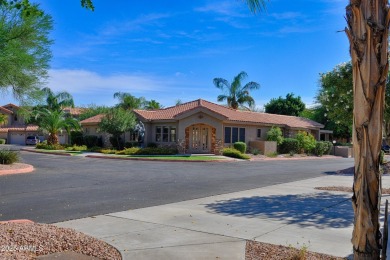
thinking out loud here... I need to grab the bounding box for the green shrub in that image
[0,149,19,164]
[88,146,103,152]
[251,148,260,155]
[147,142,158,148]
[222,148,250,160]
[109,136,124,150]
[0,139,6,144]
[295,131,316,154]
[36,143,64,150]
[65,145,88,151]
[266,151,278,158]
[115,147,140,155]
[135,147,177,155]
[266,126,284,145]
[380,150,385,165]
[101,149,116,154]
[125,141,139,148]
[313,141,333,156]
[70,131,84,145]
[279,138,299,154]
[83,135,102,148]
[233,142,247,154]
[323,141,333,155]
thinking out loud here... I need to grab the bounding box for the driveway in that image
[0,150,354,223]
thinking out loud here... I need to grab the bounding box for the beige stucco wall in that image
[179,112,222,141]
[222,123,274,145]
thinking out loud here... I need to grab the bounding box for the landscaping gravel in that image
[0,222,121,259]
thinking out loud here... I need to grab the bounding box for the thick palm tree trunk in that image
[346,1,390,259]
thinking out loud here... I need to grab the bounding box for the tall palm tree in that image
[41,87,75,112]
[113,92,146,110]
[145,100,163,110]
[34,109,80,145]
[345,1,390,259]
[213,71,260,110]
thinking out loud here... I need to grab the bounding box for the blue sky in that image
[2,0,350,109]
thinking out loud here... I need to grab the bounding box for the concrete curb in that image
[0,219,34,224]
[0,163,34,176]
[85,155,230,163]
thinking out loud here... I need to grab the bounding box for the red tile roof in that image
[0,125,39,133]
[0,106,13,114]
[134,99,324,129]
[62,107,86,116]
[80,114,105,124]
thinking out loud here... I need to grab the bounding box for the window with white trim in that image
[156,126,176,143]
[224,127,245,143]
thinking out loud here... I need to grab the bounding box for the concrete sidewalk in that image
[55,175,390,260]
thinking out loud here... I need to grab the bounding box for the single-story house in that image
[80,99,325,154]
[0,104,82,145]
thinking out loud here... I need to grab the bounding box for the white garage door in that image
[9,133,26,145]
[58,134,66,144]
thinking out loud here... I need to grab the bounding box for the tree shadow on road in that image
[205,192,353,229]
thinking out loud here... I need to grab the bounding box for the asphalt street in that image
[0,150,354,223]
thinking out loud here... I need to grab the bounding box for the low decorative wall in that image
[249,141,277,155]
[334,146,354,158]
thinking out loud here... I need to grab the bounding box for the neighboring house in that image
[0,104,82,145]
[80,99,325,154]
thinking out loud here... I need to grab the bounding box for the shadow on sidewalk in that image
[205,193,353,229]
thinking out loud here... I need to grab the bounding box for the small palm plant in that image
[34,109,80,145]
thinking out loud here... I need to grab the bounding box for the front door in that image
[190,125,210,153]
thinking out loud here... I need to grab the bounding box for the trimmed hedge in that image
[313,141,333,156]
[222,148,250,160]
[70,131,84,145]
[65,145,88,151]
[278,138,299,154]
[0,139,6,144]
[135,147,177,155]
[125,141,139,148]
[36,143,64,150]
[84,135,101,148]
[116,147,140,155]
[0,149,19,164]
[233,142,247,154]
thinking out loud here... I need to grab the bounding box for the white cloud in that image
[195,1,246,17]
[47,69,164,94]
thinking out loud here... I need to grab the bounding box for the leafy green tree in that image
[264,93,305,116]
[34,108,80,145]
[266,126,283,145]
[0,0,94,13]
[316,62,353,140]
[214,71,260,110]
[113,92,146,110]
[0,2,53,101]
[145,100,163,110]
[99,108,136,150]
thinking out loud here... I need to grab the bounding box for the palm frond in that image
[213,78,230,90]
[243,81,260,90]
[243,0,268,13]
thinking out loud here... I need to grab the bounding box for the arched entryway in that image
[186,124,215,154]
